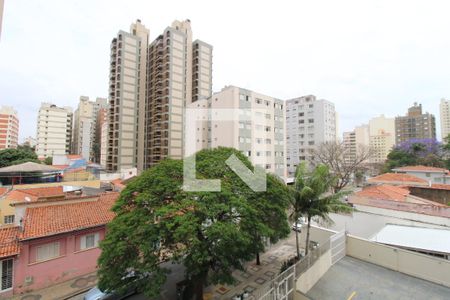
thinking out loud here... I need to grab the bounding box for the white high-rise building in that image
[285,95,337,177]
[189,86,286,179]
[36,103,73,158]
[72,96,107,161]
[440,98,450,141]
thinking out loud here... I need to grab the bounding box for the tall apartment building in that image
[144,20,212,169]
[368,115,395,163]
[0,106,19,150]
[72,96,107,161]
[195,86,286,178]
[344,115,395,164]
[106,19,212,172]
[343,125,369,163]
[285,95,337,177]
[439,98,450,141]
[36,103,73,158]
[395,103,436,145]
[107,20,149,172]
[96,107,108,165]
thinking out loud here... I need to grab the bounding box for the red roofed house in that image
[392,165,450,184]
[367,172,429,186]
[0,192,119,297]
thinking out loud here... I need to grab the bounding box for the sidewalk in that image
[10,272,97,300]
[204,232,299,299]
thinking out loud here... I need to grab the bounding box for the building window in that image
[80,233,100,250]
[0,259,13,291]
[36,242,61,262]
[3,215,14,225]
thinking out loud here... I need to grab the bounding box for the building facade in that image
[201,86,286,178]
[106,20,149,172]
[0,106,19,150]
[144,20,213,169]
[106,19,212,172]
[369,115,395,163]
[285,95,337,177]
[439,98,450,141]
[395,103,436,145]
[72,96,107,161]
[36,103,73,158]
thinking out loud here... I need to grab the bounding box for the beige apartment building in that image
[395,103,436,145]
[144,20,213,168]
[0,106,19,150]
[72,96,107,161]
[344,115,395,164]
[439,98,450,141]
[106,20,149,172]
[193,86,286,178]
[36,103,73,158]
[106,19,212,172]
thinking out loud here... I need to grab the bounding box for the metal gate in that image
[255,267,295,300]
[330,230,346,265]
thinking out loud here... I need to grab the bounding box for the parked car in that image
[291,217,308,232]
[83,286,136,300]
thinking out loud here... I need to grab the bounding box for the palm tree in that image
[289,162,352,256]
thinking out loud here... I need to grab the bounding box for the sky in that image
[1,0,449,142]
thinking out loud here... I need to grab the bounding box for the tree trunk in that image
[305,215,312,256]
[194,275,205,300]
[256,251,261,265]
[295,228,300,258]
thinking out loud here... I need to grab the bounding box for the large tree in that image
[309,141,373,192]
[0,147,40,168]
[290,162,352,256]
[383,138,445,172]
[98,147,290,299]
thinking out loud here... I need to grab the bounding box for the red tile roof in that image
[19,186,64,198]
[0,187,8,197]
[429,184,450,191]
[51,165,69,170]
[368,173,428,185]
[67,155,83,160]
[393,165,449,173]
[0,227,20,258]
[111,178,126,191]
[21,192,119,240]
[356,185,410,202]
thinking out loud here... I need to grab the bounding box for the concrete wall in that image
[296,250,332,293]
[300,225,337,246]
[353,203,450,227]
[409,187,450,205]
[347,235,450,287]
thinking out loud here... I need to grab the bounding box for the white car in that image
[292,217,308,232]
[84,286,136,300]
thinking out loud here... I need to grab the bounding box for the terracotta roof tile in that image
[67,155,83,159]
[0,226,20,258]
[0,187,8,197]
[368,173,428,185]
[19,186,64,198]
[21,192,119,240]
[357,185,410,202]
[428,184,450,191]
[393,165,449,173]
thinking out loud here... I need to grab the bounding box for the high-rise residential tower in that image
[395,103,436,145]
[36,103,73,158]
[106,20,149,172]
[0,106,19,150]
[106,19,212,172]
[144,20,212,168]
[440,98,450,141]
[285,95,337,177]
[72,96,107,161]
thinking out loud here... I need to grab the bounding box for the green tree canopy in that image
[98,147,291,299]
[0,147,39,168]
